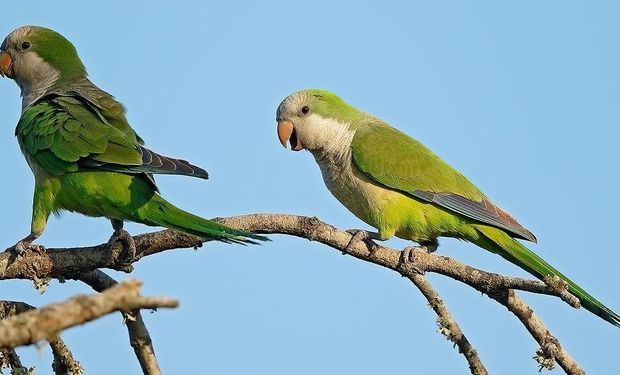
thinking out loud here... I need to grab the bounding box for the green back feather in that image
[16,96,144,177]
[351,121,484,200]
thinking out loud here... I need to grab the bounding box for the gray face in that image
[276,91,355,154]
[276,91,314,151]
[276,91,308,122]
[1,26,60,97]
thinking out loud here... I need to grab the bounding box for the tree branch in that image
[0,280,178,348]
[1,213,588,373]
[0,301,81,374]
[218,214,585,374]
[0,346,33,374]
[0,214,582,305]
[71,270,161,375]
[49,337,83,375]
[489,289,585,375]
[404,269,488,375]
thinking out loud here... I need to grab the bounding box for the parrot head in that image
[0,26,86,93]
[276,89,365,152]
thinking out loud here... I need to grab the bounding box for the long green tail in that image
[471,225,620,327]
[139,194,268,245]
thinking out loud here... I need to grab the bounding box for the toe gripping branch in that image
[343,229,380,255]
[5,234,45,256]
[400,239,439,276]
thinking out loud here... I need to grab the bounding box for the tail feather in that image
[471,225,620,327]
[141,195,268,245]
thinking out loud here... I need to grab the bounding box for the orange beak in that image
[0,51,14,79]
[277,120,304,151]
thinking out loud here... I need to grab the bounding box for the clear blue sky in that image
[1,1,619,374]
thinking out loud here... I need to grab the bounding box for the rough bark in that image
[2,213,588,374]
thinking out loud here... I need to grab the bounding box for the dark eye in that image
[20,41,31,50]
[301,105,310,115]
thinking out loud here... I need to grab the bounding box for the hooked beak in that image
[277,120,304,151]
[0,50,14,79]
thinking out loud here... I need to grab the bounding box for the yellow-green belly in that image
[39,170,154,220]
[322,162,465,242]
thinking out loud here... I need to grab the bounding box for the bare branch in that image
[0,301,36,319]
[0,301,81,374]
[0,347,21,368]
[72,270,161,375]
[0,346,34,374]
[0,214,583,305]
[404,269,488,375]
[220,214,584,373]
[1,213,589,373]
[0,280,178,348]
[49,336,83,375]
[0,230,203,279]
[489,289,585,375]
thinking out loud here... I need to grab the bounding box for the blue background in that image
[1,1,618,374]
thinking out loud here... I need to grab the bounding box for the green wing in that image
[67,83,147,145]
[350,121,536,242]
[16,95,209,185]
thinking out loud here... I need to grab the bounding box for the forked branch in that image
[0,280,177,348]
[1,213,587,374]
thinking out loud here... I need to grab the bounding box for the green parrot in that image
[276,88,619,327]
[0,25,266,254]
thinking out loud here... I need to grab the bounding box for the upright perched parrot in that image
[276,88,619,326]
[0,25,266,254]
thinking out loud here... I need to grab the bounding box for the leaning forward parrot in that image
[0,25,267,254]
[275,88,619,326]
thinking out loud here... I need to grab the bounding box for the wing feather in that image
[16,94,210,188]
[351,121,537,242]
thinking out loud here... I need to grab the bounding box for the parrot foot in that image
[107,229,137,265]
[400,240,438,275]
[343,229,380,255]
[5,240,45,255]
[400,246,426,275]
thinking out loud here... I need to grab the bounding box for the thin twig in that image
[0,280,178,348]
[72,270,161,375]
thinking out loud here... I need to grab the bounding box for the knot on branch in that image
[534,333,561,371]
